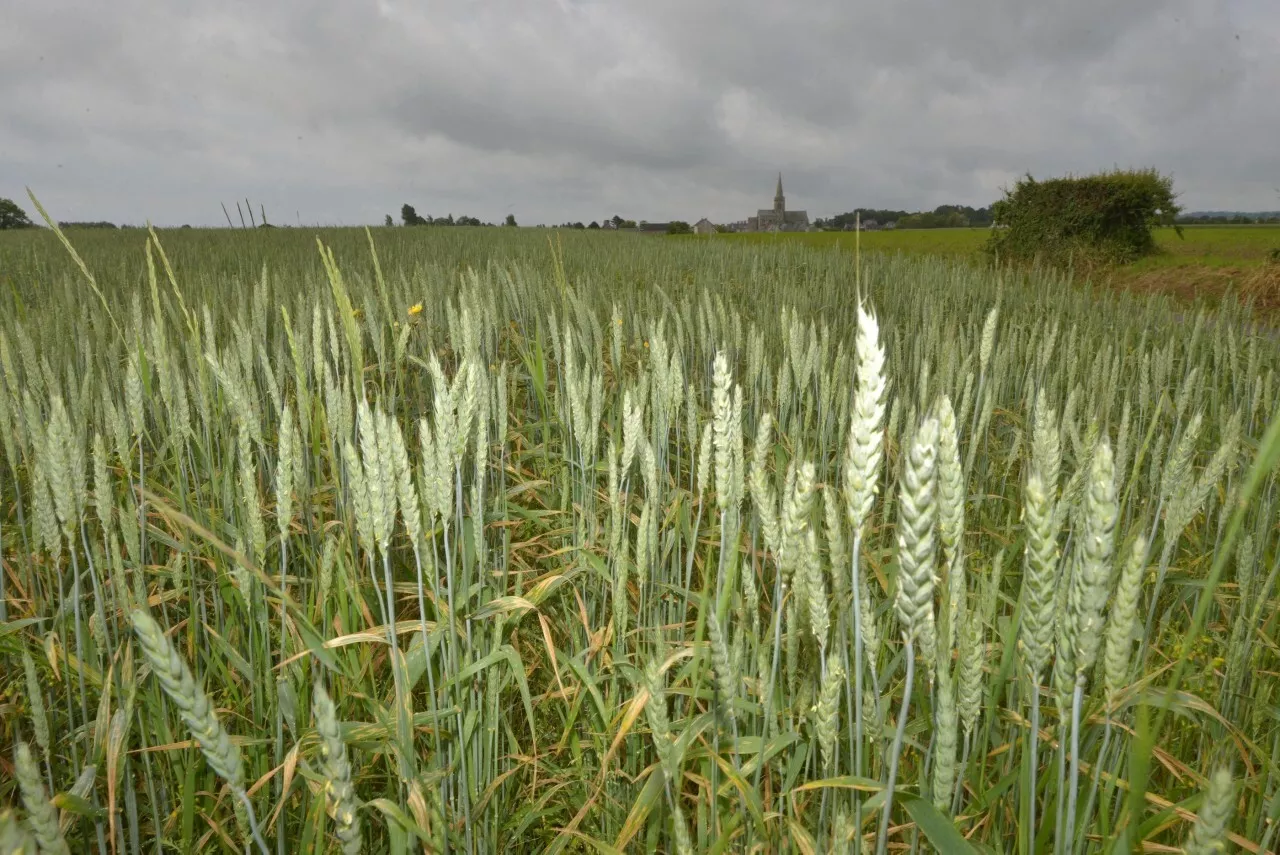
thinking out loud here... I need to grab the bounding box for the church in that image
[746,174,810,232]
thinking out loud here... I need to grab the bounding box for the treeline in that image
[537,217,641,230]
[816,205,994,230]
[60,223,271,230]
[1175,213,1280,225]
[398,204,501,227]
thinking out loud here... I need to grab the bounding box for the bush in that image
[986,168,1182,267]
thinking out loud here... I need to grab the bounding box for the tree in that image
[505,214,518,227]
[401,204,427,226]
[385,214,394,227]
[0,198,35,230]
[610,215,624,229]
[588,221,600,229]
[986,168,1182,267]
[666,221,692,235]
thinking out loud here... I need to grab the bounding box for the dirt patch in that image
[1238,265,1280,312]
[1112,263,1280,315]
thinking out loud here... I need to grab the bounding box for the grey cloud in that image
[1,0,1277,227]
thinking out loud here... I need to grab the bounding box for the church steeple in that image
[774,173,785,215]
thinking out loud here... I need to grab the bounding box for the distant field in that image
[1150,224,1280,262]
[722,224,1280,262]
[721,225,1280,309]
[2,221,1276,313]
[723,227,990,257]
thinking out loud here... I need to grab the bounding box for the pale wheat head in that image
[844,303,888,535]
[1070,436,1117,679]
[895,416,939,656]
[1104,534,1147,700]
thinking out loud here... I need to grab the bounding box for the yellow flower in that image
[408,303,423,316]
[352,308,364,320]
[643,340,649,348]
[615,318,623,326]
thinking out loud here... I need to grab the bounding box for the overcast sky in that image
[2,0,1278,227]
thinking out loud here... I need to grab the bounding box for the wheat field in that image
[1,222,1279,853]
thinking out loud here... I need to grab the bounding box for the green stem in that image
[876,636,914,855]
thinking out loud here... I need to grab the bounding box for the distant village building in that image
[746,174,810,232]
[693,218,717,235]
[636,222,672,235]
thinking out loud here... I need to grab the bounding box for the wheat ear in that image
[1183,767,1235,855]
[877,415,938,855]
[313,679,362,855]
[0,807,38,854]
[130,609,268,855]
[13,741,70,855]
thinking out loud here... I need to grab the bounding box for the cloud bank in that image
[2,0,1277,226]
